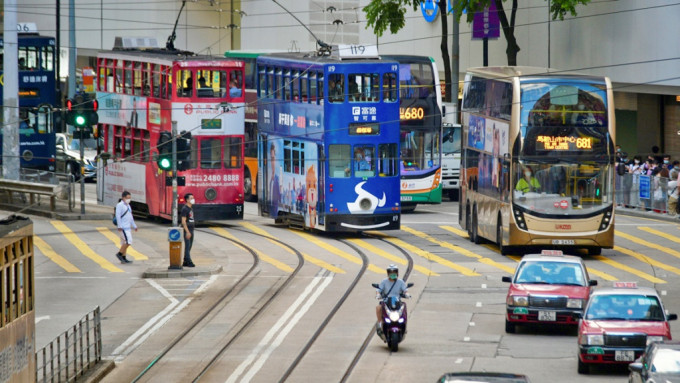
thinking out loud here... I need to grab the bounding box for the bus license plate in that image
[552,239,575,245]
[615,350,635,362]
[538,311,556,321]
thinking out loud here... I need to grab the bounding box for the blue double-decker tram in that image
[256,46,401,232]
[0,23,57,171]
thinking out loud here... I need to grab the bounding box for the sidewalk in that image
[614,205,680,224]
[0,182,111,220]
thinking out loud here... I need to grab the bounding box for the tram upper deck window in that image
[309,73,317,103]
[229,70,243,99]
[177,69,194,98]
[328,73,345,103]
[40,45,54,71]
[329,144,351,178]
[18,46,38,70]
[383,73,398,103]
[300,75,308,102]
[349,73,380,103]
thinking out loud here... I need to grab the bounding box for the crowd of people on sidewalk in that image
[615,145,680,217]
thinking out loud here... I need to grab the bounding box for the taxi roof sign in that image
[540,250,563,256]
[613,281,638,288]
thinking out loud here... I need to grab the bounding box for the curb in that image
[79,359,115,383]
[614,207,679,224]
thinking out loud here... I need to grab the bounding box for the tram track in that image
[131,225,305,382]
[339,236,415,383]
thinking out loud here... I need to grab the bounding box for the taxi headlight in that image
[566,299,584,309]
[647,336,666,345]
[582,334,604,346]
[507,295,528,307]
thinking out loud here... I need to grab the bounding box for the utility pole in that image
[451,0,460,124]
[171,121,178,227]
[68,0,76,99]
[3,0,20,180]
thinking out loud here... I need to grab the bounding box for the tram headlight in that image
[598,208,613,231]
[513,208,527,230]
[359,198,372,211]
[205,188,217,201]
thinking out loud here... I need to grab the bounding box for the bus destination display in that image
[349,123,380,135]
[536,135,592,151]
[399,107,425,121]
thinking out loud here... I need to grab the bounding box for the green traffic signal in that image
[157,155,172,170]
[74,114,86,126]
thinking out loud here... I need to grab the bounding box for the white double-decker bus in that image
[459,67,615,255]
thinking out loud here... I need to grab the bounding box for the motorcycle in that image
[372,282,414,352]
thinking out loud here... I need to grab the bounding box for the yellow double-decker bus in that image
[459,67,615,255]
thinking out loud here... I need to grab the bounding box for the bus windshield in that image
[515,81,612,215]
[402,130,440,172]
[442,125,461,155]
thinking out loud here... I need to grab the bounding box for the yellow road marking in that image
[292,231,383,274]
[383,237,480,276]
[50,221,123,272]
[444,225,615,280]
[34,236,81,273]
[210,227,294,273]
[346,238,438,276]
[592,255,665,284]
[404,226,514,274]
[618,230,680,260]
[238,222,345,274]
[96,227,148,261]
[615,245,680,277]
[638,226,680,243]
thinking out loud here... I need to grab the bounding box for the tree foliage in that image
[364,0,591,67]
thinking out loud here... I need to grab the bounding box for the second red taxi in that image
[577,282,678,374]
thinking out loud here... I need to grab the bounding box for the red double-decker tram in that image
[96,39,245,220]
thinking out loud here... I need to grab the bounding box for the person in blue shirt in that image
[346,148,371,175]
[229,79,242,98]
[375,264,409,324]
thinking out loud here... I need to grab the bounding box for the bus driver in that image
[515,165,541,193]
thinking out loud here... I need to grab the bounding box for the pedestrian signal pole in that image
[171,121,179,227]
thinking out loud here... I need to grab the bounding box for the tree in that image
[364,0,591,75]
[364,0,453,102]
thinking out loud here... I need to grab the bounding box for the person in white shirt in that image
[115,191,137,264]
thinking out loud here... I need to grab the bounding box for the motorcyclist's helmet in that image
[386,264,399,275]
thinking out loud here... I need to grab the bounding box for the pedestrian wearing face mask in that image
[115,191,136,264]
[629,156,643,209]
[180,193,196,267]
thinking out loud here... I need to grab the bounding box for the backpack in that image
[112,205,129,226]
[616,162,627,176]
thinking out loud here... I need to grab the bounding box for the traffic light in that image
[156,131,173,171]
[176,131,192,171]
[66,94,99,128]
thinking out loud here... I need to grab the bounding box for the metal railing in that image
[615,173,678,215]
[36,307,102,383]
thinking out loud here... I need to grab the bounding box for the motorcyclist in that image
[376,264,410,328]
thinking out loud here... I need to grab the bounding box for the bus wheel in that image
[497,219,510,255]
[472,208,482,244]
[448,189,459,201]
[588,247,602,255]
[402,204,417,213]
[243,169,254,202]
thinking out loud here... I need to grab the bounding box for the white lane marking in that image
[242,276,333,382]
[455,358,463,364]
[112,276,216,360]
[225,275,329,383]
[35,315,50,324]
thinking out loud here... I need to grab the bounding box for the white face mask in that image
[524,171,532,177]
[125,198,131,204]
[634,160,640,164]
[189,198,195,205]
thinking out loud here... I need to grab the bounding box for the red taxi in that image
[577,282,678,374]
[502,250,597,333]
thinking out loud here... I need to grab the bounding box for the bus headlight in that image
[566,299,583,309]
[513,208,527,230]
[598,208,613,231]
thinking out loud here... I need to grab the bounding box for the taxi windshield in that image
[515,261,585,286]
[585,294,664,321]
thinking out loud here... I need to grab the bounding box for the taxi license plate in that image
[615,350,635,362]
[538,311,556,321]
[552,239,575,245]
